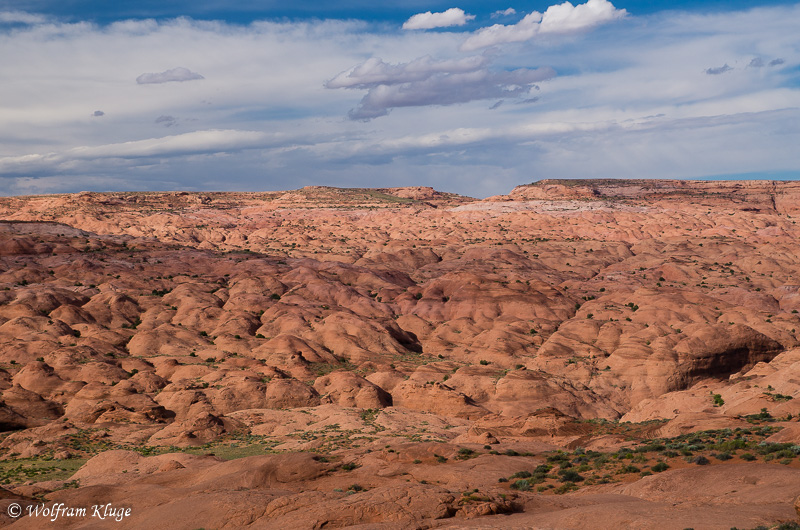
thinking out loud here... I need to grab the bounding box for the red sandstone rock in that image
[1,181,800,528]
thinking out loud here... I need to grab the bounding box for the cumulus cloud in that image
[402,8,475,30]
[462,12,543,52]
[136,67,205,85]
[491,8,517,18]
[461,0,626,51]
[326,55,554,120]
[705,64,732,75]
[538,0,626,33]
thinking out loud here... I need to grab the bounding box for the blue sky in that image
[4,0,798,22]
[1,0,799,196]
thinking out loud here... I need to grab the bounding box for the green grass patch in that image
[0,458,88,485]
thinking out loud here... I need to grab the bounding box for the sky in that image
[0,1,799,197]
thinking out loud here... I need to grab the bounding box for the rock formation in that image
[0,180,799,528]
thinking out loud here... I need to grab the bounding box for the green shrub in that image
[559,469,584,482]
[651,462,669,472]
[457,448,475,459]
[511,480,531,491]
[554,482,579,494]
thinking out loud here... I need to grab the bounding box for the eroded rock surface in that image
[1,181,800,528]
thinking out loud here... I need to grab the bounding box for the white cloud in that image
[461,12,544,52]
[136,66,205,84]
[491,8,517,19]
[539,0,626,33]
[462,0,627,51]
[0,11,47,24]
[0,130,278,174]
[326,55,491,89]
[402,8,475,30]
[72,129,270,158]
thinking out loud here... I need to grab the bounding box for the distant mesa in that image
[491,178,800,215]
